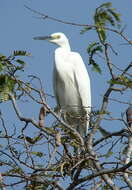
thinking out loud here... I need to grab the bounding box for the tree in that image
[0,2,132,190]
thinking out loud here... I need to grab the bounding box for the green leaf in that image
[108,8,121,22]
[109,76,132,88]
[0,75,16,102]
[92,109,108,116]
[25,136,35,144]
[87,42,103,74]
[44,127,57,134]
[80,26,93,34]
[92,62,102,74]
[0,62,4,72]
[105,151,113,158]
[16,59,26,66]
[98,28,106,42]
[94,2,121,43]
[13,50,31,57]
[8,167,23,175]
[87,42,100,54]
[97,2,112,10]
[25,135,42,144]
[0,87,10,102]
[87,42,103,55]
[0,54,7,60]
[15,59,26,71]
[91,45,103,55]
[104,13,115,26]
[0,54,7,73]
[31,151,43,157]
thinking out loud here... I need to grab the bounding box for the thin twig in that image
[93,129,128,146]
[104,43,115,79]
[24,5,132,45]
[9,93,84,148]
[123,112,132,188]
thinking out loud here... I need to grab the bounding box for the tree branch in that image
[123,113,132,188]
[93,129,128,146]
[9,93,85,148]
[76,159,132,184]
[25,5,132,45]
[104,43,115,79]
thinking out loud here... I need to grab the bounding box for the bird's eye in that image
[56,35,60,39]
[54,35,60,39]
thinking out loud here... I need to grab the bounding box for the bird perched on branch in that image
[34,32,91,137]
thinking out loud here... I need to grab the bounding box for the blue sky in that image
[0,0,132,189]
[0,0,131,133]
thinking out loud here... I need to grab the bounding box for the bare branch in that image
[123,109,132,188]
[0,173,5,190]
[75,160,132,184]
[93,129,128,146]
[24,5,132,44]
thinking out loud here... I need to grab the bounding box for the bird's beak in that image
[33,36,52,41]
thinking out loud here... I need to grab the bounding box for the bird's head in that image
[34,32,70,49]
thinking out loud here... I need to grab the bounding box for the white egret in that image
[34,32,91,137]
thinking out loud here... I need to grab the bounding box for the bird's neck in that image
[59,41,71,51]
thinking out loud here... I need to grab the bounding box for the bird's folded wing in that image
[72,52,91,110]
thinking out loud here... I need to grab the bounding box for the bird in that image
[34,32,91,137]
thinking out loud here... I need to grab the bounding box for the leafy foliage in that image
[87,42,103,74]
[109,75,132,88]
[31,151,44,158]
[0,75,15,102]
[0,51,30,102]
[13,50,31,57]
[81,2,121,44]
[80,26,93,34]
[81,2,122,75]
[94,2,121,43]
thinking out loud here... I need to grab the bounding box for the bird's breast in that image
[53,55,81,113]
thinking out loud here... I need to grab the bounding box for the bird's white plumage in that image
[54,48,91,111]
[34,32,91,136]
[52,33,91,136]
